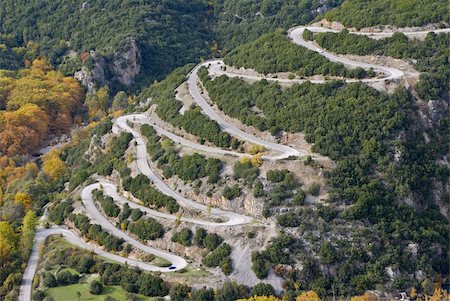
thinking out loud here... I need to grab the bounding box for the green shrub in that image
[90,280,103,294]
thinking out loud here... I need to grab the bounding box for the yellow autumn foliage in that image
[251,153,263,167]
[296,291,321,301]
[0,157,38,204]
[237,296,281,301]
[351,292,377,301]
[239,156,252,164]
[425,288,449,301]
[14,192,33,211]
[42,148,66,179]
[249,144,266,155]
[0,59,83,156]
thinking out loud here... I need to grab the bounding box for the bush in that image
[76,256,95,273]
[253,180,264,197]
[233,160,259,181]
[276,212,301,227]
[251,252,270,279]
[292,189,306,205]
[93,189,120,217]
[42,272,57,288]
[137,273,168,297]
[57,270,78,285]
[223,184,241,200]
[307,183,321,196]
[128,218,164,240]
[215,281,249,301]
[251,283,275,296]
[169,283,191,301]
[317,204,338,222]
[204,233,224,251]
[90,280,103,294]
[302,29,314,41]
[193,227,207,247]
[220,257,233,275]
[171,228,193,246]
[202,244,232,268]
[48,200,73,225]
[130,208,143,221]
[319,241,339,264]
[33,290,46,301]
[266,169,290,183]
[191,288,215,301]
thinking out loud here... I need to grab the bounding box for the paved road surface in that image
[20,24,448,301]
[18,227,179,301]
[187,64,304,160]
[115,115,253,226]
[88,180,252,227]
[115,114,245,158]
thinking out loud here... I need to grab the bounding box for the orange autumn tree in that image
[0,103,49,155]
[0,157,38,204]
[6,59,84,134]
[0,59,84,156]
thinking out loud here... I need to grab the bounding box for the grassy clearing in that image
[45,283,155,301]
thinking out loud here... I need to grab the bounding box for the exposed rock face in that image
[74,50,107,93]
[74,38,141,92]
[112,38,141,86]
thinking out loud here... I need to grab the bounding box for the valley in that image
[0,1,448,300]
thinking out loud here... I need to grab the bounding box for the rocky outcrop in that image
[74,51,108,93]
[112,38,141,86]
[74,38,141,92]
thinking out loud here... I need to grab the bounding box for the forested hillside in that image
[223,30,371,78]
[0,0,449,300]
[322,0,449,28]
[200,70,449,294]
[0,0,214,86]
[212,0,344,52]
[0,0,345,89]
[0,59,83,156]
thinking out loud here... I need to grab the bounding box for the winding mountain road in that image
[20,24,449,301]
[204,26,450,86]
[81,183,188,271]
[114,115,253,226]
[187,64,304,160]
[18,226,179,301]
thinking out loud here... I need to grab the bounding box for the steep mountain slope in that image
[212,0,344,52]
[0,0,214,87]
[322,0,449,28]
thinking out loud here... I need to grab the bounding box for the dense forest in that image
[212,0,344,52]
[0,0,214,86]
[322,0,449,29]
[224,30,371,78]
[0,0,345,82]
[200,71,449,292]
